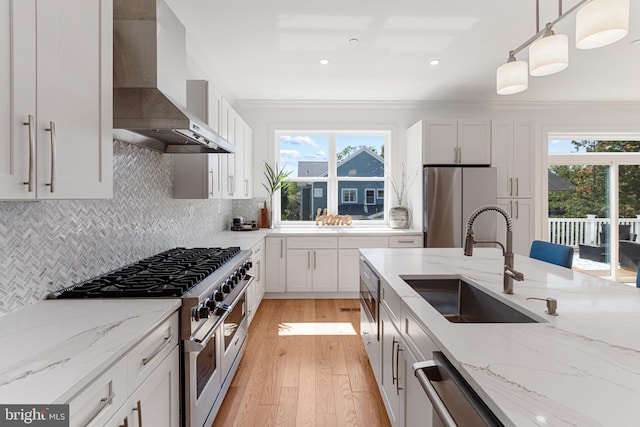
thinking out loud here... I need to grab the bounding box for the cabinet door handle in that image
[142,333,173,366]
[280,240,283,258]
[395,342,403,395]
[45,121,56,193]
[23,115,35,192]
[82,387,115,426]
[119,416,128,427]
[515,177,519,196]
[209,170,214,197]
[307,251,311,270]
[132,400,142,427]
[509,177,513,196]
[244,179,249,196]
[509,200,513,216]
[515,200,519,220]
[391,336,398,385]
[256,259,261,281]
[314,251,317,270]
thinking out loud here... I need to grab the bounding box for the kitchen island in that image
[361,247,640,427]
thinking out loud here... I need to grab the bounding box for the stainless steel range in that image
[50,247,254,427]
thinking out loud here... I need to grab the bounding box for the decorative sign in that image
[314,208,352,226]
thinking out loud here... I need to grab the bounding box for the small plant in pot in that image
[262,161,292,228]
[388,163,416,229]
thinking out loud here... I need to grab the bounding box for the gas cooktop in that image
[52,247,241,298]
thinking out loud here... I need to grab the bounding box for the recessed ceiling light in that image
[349,37,359,45]
[319,59,330,65]
[429,59,441,66]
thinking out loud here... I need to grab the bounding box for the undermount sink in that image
[402,276,541,324]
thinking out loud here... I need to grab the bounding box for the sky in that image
[279,134,385,177]
[548,139,589,154]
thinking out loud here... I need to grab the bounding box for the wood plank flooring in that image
[212,299,391,427]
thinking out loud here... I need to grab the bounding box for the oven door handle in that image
[184,274,255,353]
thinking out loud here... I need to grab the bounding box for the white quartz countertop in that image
[0,299,180,404]
[360,248,640,427]
[268,227,422,236]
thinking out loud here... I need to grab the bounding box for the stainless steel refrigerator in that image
[423,167,497,248]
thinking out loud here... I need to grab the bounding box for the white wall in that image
[234,100,640,238]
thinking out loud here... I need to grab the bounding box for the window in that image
[342,188,357,203]
[365,189,375,205]
[276,131,388,223]
[547,137,640,284]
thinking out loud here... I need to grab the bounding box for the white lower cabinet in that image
[265,237,286,292]
[338,236,389,292]
[67,312,179,427]
[247,240,265,325]
[286,249,338,292]
[106,347,180,427]
[380,305,402,427]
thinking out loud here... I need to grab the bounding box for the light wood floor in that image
[212,299,391,427]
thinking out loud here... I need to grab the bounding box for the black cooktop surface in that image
[55,247,241,298]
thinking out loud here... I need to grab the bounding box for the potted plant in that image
[262,161,292,228]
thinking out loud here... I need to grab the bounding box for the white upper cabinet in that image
[174,80,223,199]
[491,120,536,199]
[0,0,113,200]
[423,120,491,165]
[221,103,252,200]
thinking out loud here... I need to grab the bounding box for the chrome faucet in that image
[463,205,524,294]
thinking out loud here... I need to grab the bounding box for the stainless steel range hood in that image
[113,0,235,154]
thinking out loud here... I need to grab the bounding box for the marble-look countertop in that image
[0,299,180,404]
[360,248,640,427]
[185,228,421,249]
[267,227,422,237]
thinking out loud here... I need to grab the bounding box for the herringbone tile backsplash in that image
[0,141,232,314]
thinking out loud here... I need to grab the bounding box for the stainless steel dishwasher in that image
[413,352,504,427]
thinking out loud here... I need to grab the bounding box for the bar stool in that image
[529,240,573,269]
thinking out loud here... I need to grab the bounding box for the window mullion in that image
[328,134,337,213]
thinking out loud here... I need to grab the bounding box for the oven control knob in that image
[206,298,217,309]
[222,281,232,293]
[199,305,210,319]
[214,290,224,301]
[233,274,240,284]
[239,267,246,276]
[246,261,253,269]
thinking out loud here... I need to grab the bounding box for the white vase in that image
[389,206,410,229]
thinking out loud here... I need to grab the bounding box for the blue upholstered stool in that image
[529,240,574,269]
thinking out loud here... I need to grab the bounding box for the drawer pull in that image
[82,388,115,427]
[396,240,415,244]
[142,333,173,366]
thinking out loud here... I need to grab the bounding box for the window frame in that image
[364,188,376,205]
[341,188,358,204]
[274,130,390,226]
[377,188,384,199]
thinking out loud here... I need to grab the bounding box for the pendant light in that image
[576,0,630,49]
[529,24,569,76]
[497,52,528,95]
[495,0,631,95]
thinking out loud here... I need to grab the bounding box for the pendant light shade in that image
[529,33,569,76]
[496,60,528,95]
[576,0,630,49]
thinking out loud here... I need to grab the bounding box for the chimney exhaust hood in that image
[113,0,235,154]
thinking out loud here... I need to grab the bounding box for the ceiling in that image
[165,0,640,103]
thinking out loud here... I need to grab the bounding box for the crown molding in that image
[234,98,640,111]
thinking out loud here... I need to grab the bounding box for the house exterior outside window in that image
[276,132,388,224]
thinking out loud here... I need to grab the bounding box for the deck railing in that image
[548,216,640,247]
